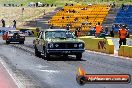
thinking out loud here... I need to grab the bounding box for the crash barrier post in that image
[118,45,132,58]
[78,36,114,54]
[16,28,38,37]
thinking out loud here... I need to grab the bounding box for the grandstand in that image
[49,4,111,32]
[114,5,132,29]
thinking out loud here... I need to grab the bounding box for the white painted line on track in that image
[86,50,132,60]
[0,57,25,88]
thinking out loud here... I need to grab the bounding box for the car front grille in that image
[54,43,79,49]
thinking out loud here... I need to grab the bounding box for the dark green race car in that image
[33,29,85,60]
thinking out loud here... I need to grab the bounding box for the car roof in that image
[43,29,69,32]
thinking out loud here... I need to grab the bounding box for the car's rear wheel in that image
[6,41,10,44]
[35,46,41,57]
[76,53,82,60]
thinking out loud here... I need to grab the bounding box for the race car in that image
[2,30,25,44]
[33,29,85,60]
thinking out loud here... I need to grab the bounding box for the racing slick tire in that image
[76,53,82,60]
[43,47,50,60]
[20,41,24,44]
[6,41,10,44]
[35,46,41,58]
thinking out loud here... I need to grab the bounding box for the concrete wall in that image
[79,36,114,54]
[118,45,132,58]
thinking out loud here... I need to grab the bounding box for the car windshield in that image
[9,31,21,34]
[45,31,75,39]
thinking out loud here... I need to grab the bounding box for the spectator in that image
[105,26,108,34]
[21,4,23,7]
[112,2,115,8]
[89,25,94,36]
[86,16,89,20]
[43,9,46,15]
[62,16,64,19]
[121,4,125,10]
[110,29,114,37]
[1,19,5,27]
[118,25,128,48]
[36,2,38,7]
[66,23,71,30]
[65,3,68,6]
[95,22,103,38]
[13,20,16,28]
[49,24,53,29]
[47,4,49,7]
[4,4,6,7]
[74,17,78,22]
[75,28,78,37]
[72,9,75,13]
[51,4,53,7]
[70,4,73,6]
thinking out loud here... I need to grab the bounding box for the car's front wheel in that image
[35,46,41,57]
[6,41,10,44]
[76,53,82,60]
[43,47,50,60]
[20,41,24,44]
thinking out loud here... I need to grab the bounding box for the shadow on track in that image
[41,55,86,61]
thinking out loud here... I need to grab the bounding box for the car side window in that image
[39,32,43,39]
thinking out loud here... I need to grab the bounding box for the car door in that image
[37,32,44,52]
[39,32,44,52]
[36,32,42,52]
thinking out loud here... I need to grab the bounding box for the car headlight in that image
[8,36,12,38]
[49,43,54,48]
[79,43,83,48]
[74,44,78,48]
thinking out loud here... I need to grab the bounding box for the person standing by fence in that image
[1,19,5,27]
[13,20,16,28]
[118,25,128,48]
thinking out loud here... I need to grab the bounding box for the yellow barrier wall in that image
[130,35,132,39]
[118,45,132,58]
[79,36,114,54]
[124,45,129,57]
[129,46,132,58]
[118,45,124,56]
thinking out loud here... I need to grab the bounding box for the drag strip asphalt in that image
[0,37,131,88]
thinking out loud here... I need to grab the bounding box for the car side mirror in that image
[72,32,76,39]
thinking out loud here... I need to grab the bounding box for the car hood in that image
[46,38,84,43]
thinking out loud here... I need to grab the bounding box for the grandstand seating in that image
[114,5,132,29]
[49,4,111,31]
